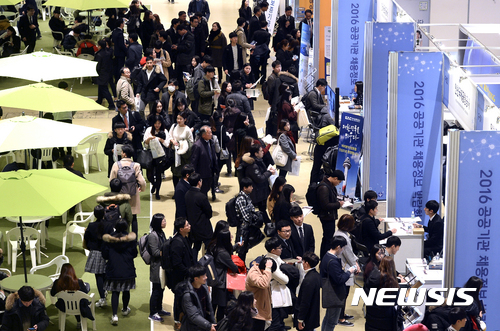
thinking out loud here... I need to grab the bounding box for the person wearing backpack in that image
[102,220,138,325]
[147,214,171,322]
[96,178,133,232]
[317,169,345,259]
[110,144,146,235]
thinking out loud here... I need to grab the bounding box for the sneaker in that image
[148,313,164,322]
[110,315,118,325]
[96,298,107,307]
[215,188,224,194]
[158,310,171,316]
[343,314,354,320]
[338,320,354,327]
[121,307,131,316]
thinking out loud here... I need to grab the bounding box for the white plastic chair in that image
[56,291,96,331]
[9,46,29,57]
[0,268,12,277]
[30,255,70,305]
[73,134,102,174]
[62,212,94,256]
[54,46,75,57]
[7,227,41,272]
[0,151,15,166]
[62,202,82,225]
[37,148,57,170]
[51,29,64,49]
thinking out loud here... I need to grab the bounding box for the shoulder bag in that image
[322,259,347,308]
[272,134,288,167]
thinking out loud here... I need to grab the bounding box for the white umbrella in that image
[44,0,130,11]
[0,115,100,153]
[0,51,98,82]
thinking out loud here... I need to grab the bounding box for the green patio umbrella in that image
[0,169,107,281]
[0,83,107,113]
[44,0,130,11]
[0,0,21,5]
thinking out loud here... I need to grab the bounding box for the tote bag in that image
[321,260,347,308]
[272,135,288,167]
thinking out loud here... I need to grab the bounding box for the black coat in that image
[316,178,340,222]
[1,291,49,331]
[240,154,271,204]
[361,215,393,253]
[276,236,296,260]
[104,131,133,176]
[169,233,196,289]
[288,222,315,257]
[185,187,213,241]
[192,26,207,57]
[174,178,192,218]
[423,214,444,255]
[176,31,195,66]
[295,269,321,330]
[111,28,127,58]
[253,29,270,47]
[136,65,168,103]
[248,15,260,41]
[111,111,145,151]
[277,15,295,35]
[18,14,37,41]
[94,48,114,85]
[191,138,217,179]
[276,48,294,71]
[222,44,244,73]
[239,6,252,23]
[102,232,138,281]
[213,248,238,289]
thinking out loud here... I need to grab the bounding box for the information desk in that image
[1,274,52,293]
[380,218,423,273]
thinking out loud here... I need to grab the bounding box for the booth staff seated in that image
[413,200,444,258]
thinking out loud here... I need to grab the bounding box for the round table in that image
[0,11,16,18]
[1,274,52,292]
[6,216,50,248]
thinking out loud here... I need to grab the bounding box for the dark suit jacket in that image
[192,26,207,57]
[111,28,127,58]
[253,29,270,46]
[423,214,444,253]
[136,66,168,103]
[248,15,261,41]
[65,167,85,179]
[111,111,145,151]
[185,187,213,241]
[222,44,243,73]
[94,48,114,85]
[18,14,37,41]
[277,15,295,35]
[169,233,196,288]
[361,215,392,253]
[176,31,195,66]
[289,222,315,257]
[174,178,191,218]
[190,138,217,179]
[296,269,321,329]
[276,236,296,260]
[125,42,143,69]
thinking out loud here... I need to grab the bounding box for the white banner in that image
[266,0,280,36]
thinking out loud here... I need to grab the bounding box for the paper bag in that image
[297,109,310,127]
[290,156,301,176]
[150,138,165,159]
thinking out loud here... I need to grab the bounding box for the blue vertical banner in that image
[336,113,364,197]
[336,0,372,95]
[475,88,485,130]
[298,23,311,96]
[367,22,415,200]
[453,131,500,326]
[393,52,443,223]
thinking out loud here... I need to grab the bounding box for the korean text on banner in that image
[299,23,311,96]
[265,0,280,37]
[335,113,364,198]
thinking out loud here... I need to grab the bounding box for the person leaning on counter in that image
[413,200,444,259]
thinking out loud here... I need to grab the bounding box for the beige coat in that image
[109,157,146,215]
[155,48,172,81]
[245,264,272,321]
[116,76,135,111]
[236,26,252,58]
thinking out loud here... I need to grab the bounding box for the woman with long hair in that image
[277,90,299,141]
[238,0,252,30]
[217,81,232,111]
[141,10,155,48]
[189,55,201,76]
[227,291,256,331]
[363,244,386,285]
[144,115,171,199]
[267,176,287,221]
[169,109,194,187]
[125,0,147,43]
[276,119,297,178]
[102,220,138,325]
[147,100,171,129]
[147,214,169,322]
[211,229,239,321]
[275,39,294,71]
[232,113,257,163]
[51,263,90,327]
[463,276,484,330]
[83,205,110,308]
[234,136,254,169]
[334,214,360,327]
[240,63,256,110]
[273,184,295,222]
[207,22,227,83]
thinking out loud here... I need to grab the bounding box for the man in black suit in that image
[275,220,296,260]
[172,24,195,91]
[185,173,213,259]
[277,6,295,36]
[190,126,217,197]
[222,32,244,76]
[251,21,271,86]
[299,9,314,44]
[288,205,315,258]
[95,39,115,110]
[168,217,196,291]
[248,6,262,42]
[111,100,146,153]
[18,5,37,53]
[190,15,206,57]
[174,165,195,218]
[135,56,168,117]
[49,9,70,41]
[413,199,444,257]
[111,19,127,82]
[295,252,321,331]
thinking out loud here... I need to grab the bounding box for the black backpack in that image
[321,145,338,175]
[305,182,328,215]
[226,196,240,227]
[261,80,270,100]
[161,236,174,289]
[198,254,219,287]
[301,92,311,110]
[349,207,364,245]
[104,204,122,227]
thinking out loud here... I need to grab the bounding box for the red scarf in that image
[285,130,296,147]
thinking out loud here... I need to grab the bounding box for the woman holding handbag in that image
[275,119,297,178]
[207,22,227,83]
[169,110,194,188]
[277,90,299,142]
[144,115,172,200]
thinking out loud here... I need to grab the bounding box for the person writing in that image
[413,200,444,258]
